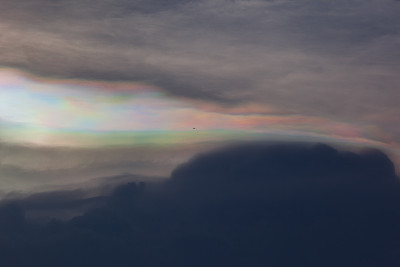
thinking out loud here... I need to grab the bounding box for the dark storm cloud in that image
[169,143,397,200]
[1,143,400,266]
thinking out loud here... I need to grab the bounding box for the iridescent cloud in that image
[0,68,391,151]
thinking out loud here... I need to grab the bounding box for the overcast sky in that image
[0,0,399,193]
[1,1,400,266]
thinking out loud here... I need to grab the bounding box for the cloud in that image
[0,142,399,266]
[1,0,399,141]
[169,143,397,201]
[0,141,205,195]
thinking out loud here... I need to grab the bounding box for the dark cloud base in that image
[1,143,400,266]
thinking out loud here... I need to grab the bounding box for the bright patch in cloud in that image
[0,69,389,148]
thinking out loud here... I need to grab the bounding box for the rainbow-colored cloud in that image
[0,68,393,150]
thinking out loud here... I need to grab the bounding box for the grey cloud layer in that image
[0,142,210,195]
[1,0,400,137]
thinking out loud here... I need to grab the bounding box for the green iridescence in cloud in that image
[0,69,388,148]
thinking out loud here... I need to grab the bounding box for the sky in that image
[0,0,400,266]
